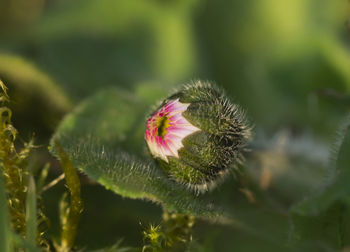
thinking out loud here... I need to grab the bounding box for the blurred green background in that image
[0,0,349,251]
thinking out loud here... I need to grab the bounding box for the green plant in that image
[0,81,83,251]
[0,1,349,250]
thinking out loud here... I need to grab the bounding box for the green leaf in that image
[0,174,40,252]
[50,87,229,220]
[25,176,37,251]
[289,117,350,250]
[36,163,50,192]
[0,173,11,252]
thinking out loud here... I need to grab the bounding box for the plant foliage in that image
[50,87,230,220]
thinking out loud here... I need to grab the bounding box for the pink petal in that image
[145,99,201,163]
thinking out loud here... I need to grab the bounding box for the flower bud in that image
[145,81,251,192]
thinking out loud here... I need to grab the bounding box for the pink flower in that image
[145,98,200,162]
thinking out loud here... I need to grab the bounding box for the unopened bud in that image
[145,81,252,192]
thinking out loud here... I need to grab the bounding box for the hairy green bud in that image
[145,81,251,192]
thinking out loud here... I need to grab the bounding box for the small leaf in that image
[36,163,50,192]
[26,176,37,251]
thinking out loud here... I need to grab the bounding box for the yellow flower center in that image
[156,114,170,139]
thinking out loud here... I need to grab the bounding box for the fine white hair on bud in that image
[145,80,252,193]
